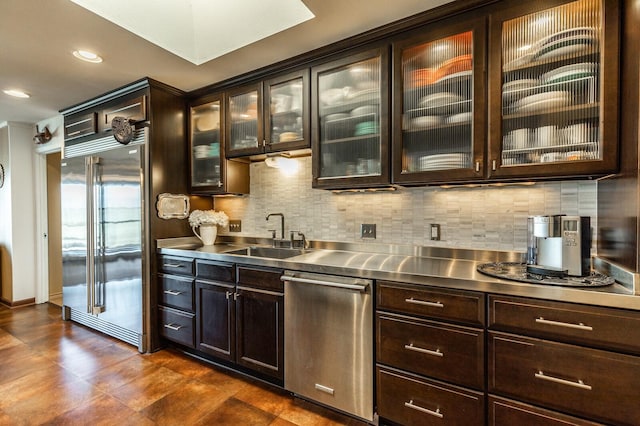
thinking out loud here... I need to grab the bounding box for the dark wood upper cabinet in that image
[189,92,249,195]
[487,0,620,180]
[392,17,487,185]
[311,47,391,189]
[263,69,311,153]
[225,82,264,157]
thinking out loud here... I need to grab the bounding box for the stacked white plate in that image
[410,115,441,129]
[419,92,463,108]
[418,153,470,170]
[540,62,598,84]
[533,27,598,61]
[512,91,570,114]
[502,79,539,103]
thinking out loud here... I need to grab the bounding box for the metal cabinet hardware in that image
[404,400,443,418]
[163,263,184,268]
[535,317,593,331]
[404,298,444,308]
[164,323,183,331]
[535,371,592,390]
[281,275,368,292]
[492,159,497,171]
[404,343,443,357]
[314,384,335,395]
[225,291,233,300]
[163,290,182,296]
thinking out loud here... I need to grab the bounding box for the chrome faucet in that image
[266,213,285,239]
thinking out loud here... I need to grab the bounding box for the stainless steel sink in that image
[225,246,308,259]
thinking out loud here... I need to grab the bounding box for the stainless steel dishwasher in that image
[282,270,373,422]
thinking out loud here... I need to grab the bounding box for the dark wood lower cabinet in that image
[377,366,485,426]
[193,264,284,382]
[235,287,284,380]
[488,396,602,426]
[489,331,640,426]
[195,280,234,360]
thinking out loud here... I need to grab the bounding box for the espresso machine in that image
[526,215,591,277]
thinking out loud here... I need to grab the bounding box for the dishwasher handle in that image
[281,275,369,292]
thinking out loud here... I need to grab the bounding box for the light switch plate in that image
[229,220,242,232]
[361,224,376,239]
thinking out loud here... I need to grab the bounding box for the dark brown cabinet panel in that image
[101,94,147,131]
[487,0,620,180]
[311,47,391,189]
[226,82,264,157]
[235,287,284,380]
[377,366,485,426]
[488,331,640,426]
[263,69,311,153]
[392,17,487,185]
[189,93,250,195]
[157,255,194,276]
[195,280,235,360]
[488,395,602,426]
[489,294,640,355]
[377,312,484,389]
[63,111,97,140]
[159,306,195,348]
[377,281,485,326]
[158,274,194,312]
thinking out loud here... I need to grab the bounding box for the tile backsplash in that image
[214,157,597,253]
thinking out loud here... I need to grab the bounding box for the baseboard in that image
[0,297,36,309]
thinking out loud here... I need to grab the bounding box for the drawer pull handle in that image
[314,384,335,395]
[163,263,184,268]
[404,400,443,419]
[163,290,182,296]
[163,323,183,331]
[405,298,444,308]
[535,317,593,331]
[404,343,443,357]
[535,371,592,391]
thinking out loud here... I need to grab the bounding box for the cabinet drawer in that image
[159,306,195,348]
[101,94,147,130]
[237,266,283,292]
[377,312,484,389]
[377,366,484,426]
[488,395,602,426]
[158,255,194,276]
[158,274,194,312]
[489,295,640,354]
[377,281,484,326]
[488,331,640,426]
[196,260,235,283]
[64,111,97,140]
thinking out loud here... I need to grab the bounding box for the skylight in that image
[69,0,315,65]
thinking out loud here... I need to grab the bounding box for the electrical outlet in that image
[430,224,441,241]
[361,224,376,239]
[229,220,242,232]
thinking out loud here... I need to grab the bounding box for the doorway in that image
[46,152,62,306]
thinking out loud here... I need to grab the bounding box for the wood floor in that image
[0,303,368,425]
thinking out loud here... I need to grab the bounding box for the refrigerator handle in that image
[87,156,105,315]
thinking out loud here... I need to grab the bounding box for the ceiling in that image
[0,0,453,124]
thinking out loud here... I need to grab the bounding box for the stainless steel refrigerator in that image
[61,129,147,351]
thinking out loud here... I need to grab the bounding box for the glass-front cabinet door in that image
[489,0,619,179]
[392,20,486,184]
[189,95,249,195]
[226,83,263,157]
[312,47,390,189]
[264,69,310,152]
[190,96,224,191]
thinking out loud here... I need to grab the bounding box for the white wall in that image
[215,157,598,253]
[0,121,38,303]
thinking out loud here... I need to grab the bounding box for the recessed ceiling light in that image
[72,50,103,63]
[3,89,30,98]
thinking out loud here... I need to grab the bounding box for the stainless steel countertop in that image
[157,237,640,311]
